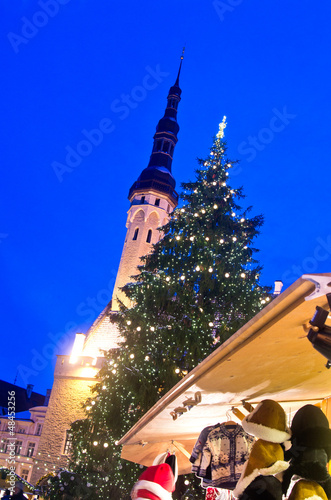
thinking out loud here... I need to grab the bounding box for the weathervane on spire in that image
[216,116,227,139]
[175,46,185,86]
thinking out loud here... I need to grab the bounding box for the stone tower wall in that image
[30,355,104,485]
[111,190,174,311]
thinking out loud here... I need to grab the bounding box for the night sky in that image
[2,1,331,396]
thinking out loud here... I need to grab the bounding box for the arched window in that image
[133,228,139,240]
[162,141,169,153]
[140,196,145,204]
[146,229,152,243]
[155,198,160,206]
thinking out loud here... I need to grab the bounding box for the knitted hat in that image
[242,400,291,443]
[131,463,175,500]
[233,439,290,498]
[287,480,328,500]
[290,405,331,457]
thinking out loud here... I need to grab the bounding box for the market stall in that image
[118,274,331,475]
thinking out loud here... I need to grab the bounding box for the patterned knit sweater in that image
[191,423,254,489]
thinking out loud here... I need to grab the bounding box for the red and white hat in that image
[131,463,176,500]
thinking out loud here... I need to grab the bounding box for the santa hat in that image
[131,463,175,500]
[242,400,291,443]
[287,480,328,500]
[152,453,178,483]
[289,405,331,458]
[236,475,283,500]
[233,439,289,498]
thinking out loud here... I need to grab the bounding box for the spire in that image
[174,47,185,87]
[128,53,184,207]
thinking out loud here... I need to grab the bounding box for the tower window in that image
[140,196,145,204]
[169,144,174,156]
[155,140,162,151]
[146,229,152,243]
[155,198,160,206]
[63,430,72,455]
[162,141,169,153]
[133,228,139,241]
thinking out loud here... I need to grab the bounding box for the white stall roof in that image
[118,274,331,474]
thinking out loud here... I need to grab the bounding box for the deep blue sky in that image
[1,1,331,395]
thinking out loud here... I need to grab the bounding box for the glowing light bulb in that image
[195,265,200,271]
[213,204,218,209]
[150,326,155,331]
[103,443,109,448]
[127,320,131,325]
[130,354,134,359]
[205,237,210,241]
[175,368,180,373]
[180,275,185,280]
[137,326,141,331]
[208,267,213,273]
[213,181,217,186]
[232,237,237,242]
[166,277,170,282]
[240,273,246,278]
[225,273,230,278]
[220,239,224,244]
[209,322,214,327]
[176,235,180,240]
[93,441,98,446]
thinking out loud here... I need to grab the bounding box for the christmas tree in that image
[67,119,272,499]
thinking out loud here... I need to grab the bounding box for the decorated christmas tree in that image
[67,119,272,499]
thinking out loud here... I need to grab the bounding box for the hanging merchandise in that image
[241,399,291,444]
[282,404,331,498]
[287,479,328,500]
[190,422,255,490]
[232,439,289,498]
[130,463,176,500]
[190,424,220,470]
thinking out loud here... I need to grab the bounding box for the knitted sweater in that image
[194,423,254,489]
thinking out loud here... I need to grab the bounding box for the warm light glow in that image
[69,333,86,364]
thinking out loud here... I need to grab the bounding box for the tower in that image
[111,56,183,311]
[30,56,183,484]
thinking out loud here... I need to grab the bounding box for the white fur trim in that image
[132,479,173,500]
[242,416,291,443]
[233,460,289,497]
[304,497,327,500]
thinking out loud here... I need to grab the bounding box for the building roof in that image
[0,380,46,414]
